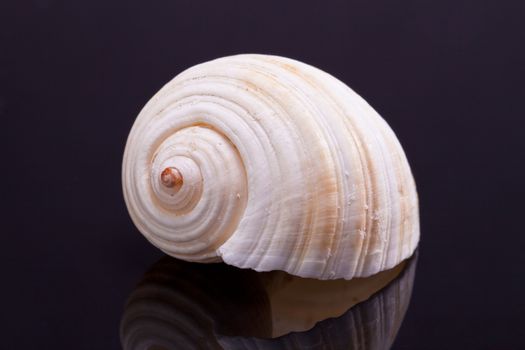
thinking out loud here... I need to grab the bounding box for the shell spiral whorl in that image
[122,54,419,279]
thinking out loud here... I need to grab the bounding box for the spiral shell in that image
[122,54,419,279]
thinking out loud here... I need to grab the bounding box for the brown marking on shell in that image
[161,167,183,192]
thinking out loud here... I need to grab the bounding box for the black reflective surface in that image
[3,1,525,349]
[120,254,416,349]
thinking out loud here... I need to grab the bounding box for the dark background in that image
[2,1,524,348]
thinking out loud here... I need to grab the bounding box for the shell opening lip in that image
[160,167,183,192]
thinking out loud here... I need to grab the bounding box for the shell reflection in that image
[120,254,416,349]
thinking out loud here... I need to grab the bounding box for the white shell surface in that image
[122,54,419,279]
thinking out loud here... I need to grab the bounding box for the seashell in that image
[119,253,417,349]
[122,54,419,279]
